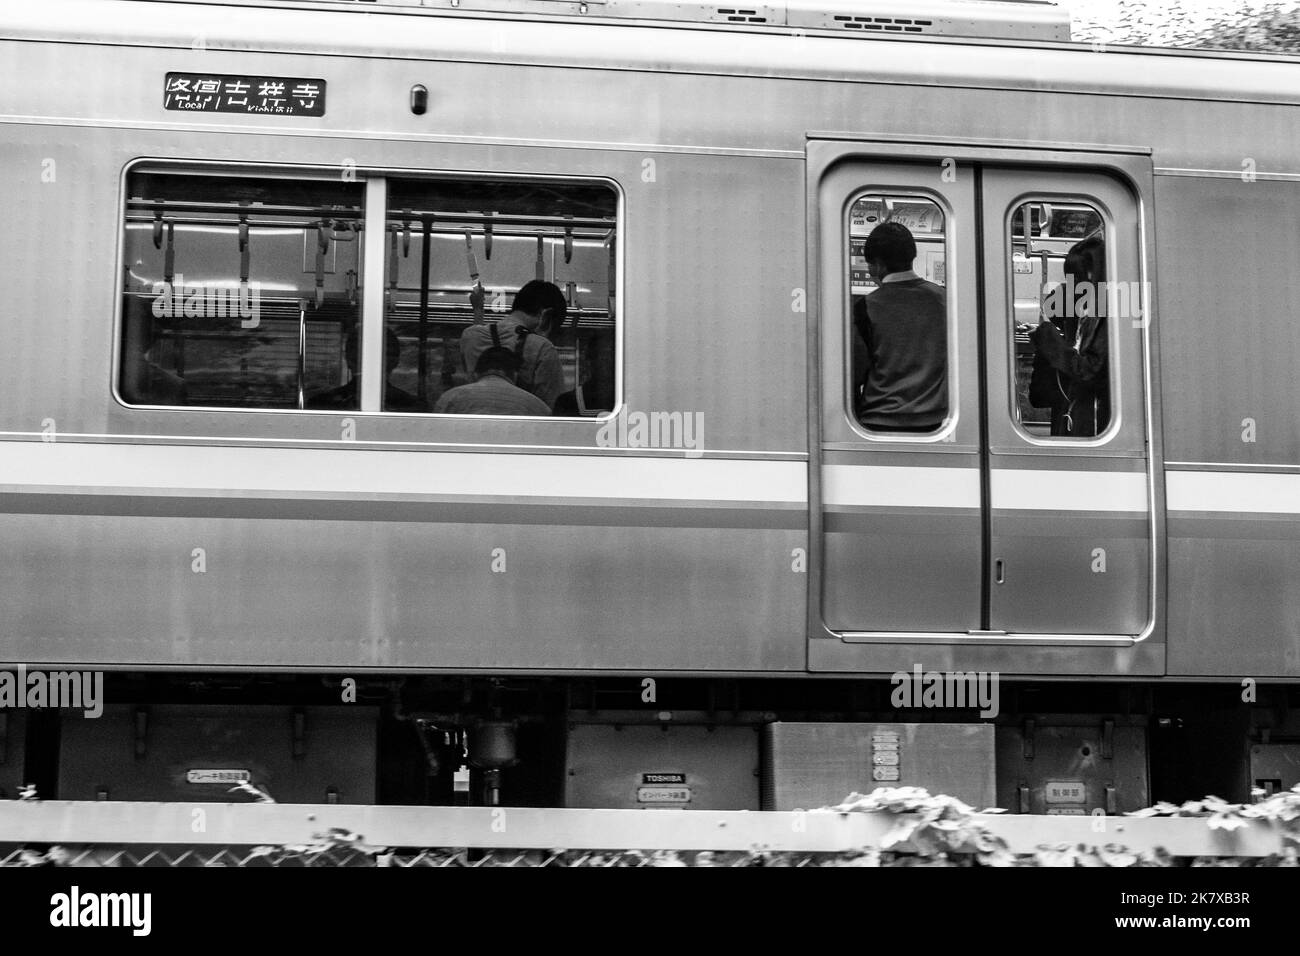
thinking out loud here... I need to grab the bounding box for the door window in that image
[847,193,952,435]
[1007,199,1113,440]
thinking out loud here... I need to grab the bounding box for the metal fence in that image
[0,801,1294,867]
[0,845,846,867]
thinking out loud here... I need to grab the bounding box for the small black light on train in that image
[410,84,429,115]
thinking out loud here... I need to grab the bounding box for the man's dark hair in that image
[512,280,568,332]
[475,345,522,378]
[862,222,917,273]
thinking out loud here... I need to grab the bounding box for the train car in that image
[1,0,1299,813]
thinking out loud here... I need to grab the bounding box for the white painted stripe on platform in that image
[0,442,807,504]
[991,469,1149,513]
[823,464,980,509]
[1167,471,1300,514]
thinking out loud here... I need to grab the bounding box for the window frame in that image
[1001,191,1121,446]
[842,186,959,443]
[112,158,624,422]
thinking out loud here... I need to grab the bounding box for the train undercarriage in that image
[6,674,1298,814]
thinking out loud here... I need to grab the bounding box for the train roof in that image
[5,0,1300,106]
[138,0,1076,41]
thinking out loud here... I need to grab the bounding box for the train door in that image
[816,160,983,634]
[981,169,1150,635]
[812,145,1153,640]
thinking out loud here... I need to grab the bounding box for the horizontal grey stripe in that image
[821,449,1147,470]
[820,448,979,467]
[992,511,1150,537]
[826,509,1146,536]
[825,509,979,535]
[1170,513,1300,540]
[1166,461,1300,473]
[0,493,807,530]
[0,486,803,510]
[991,455,1148,472]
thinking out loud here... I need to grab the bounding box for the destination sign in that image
[164,73,326,116]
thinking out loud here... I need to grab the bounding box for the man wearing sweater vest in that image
[852,222,948,433]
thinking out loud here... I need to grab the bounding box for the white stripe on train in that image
[825,466,1149,513]
[1164,471,1300,515]
[0,443,1293,514]
[0,441,805,503]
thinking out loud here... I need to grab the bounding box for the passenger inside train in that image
[118,170,619,416]
[432,341,553,416]
[1029,235,1109,437]
[852,221,948,433]
[457,280,568,410]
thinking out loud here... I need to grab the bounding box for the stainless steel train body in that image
[2,0,1299,809]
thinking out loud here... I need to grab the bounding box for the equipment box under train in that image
[564,722,760,810]
[762,722,996,811]
[58,704,377,804]
[996,716,1149,814]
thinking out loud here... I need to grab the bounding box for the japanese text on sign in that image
[164,73,327,116]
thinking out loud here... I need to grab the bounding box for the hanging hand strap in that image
[163,220,175,284]
[466,232,484,324]
[239,214,250,285]
[315,221,330,309]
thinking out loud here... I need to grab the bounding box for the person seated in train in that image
[433,345,553,416]
[306,326,427,412]
[1029,235,1109,437]
[458,280,567,410]
[853,222,948,432]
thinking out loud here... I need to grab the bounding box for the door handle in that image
[995,559,1005,585]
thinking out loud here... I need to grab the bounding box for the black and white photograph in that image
[0,0,1297,939]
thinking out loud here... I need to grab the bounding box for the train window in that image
[119,171,364,409]
[848,193,950,434]
[381,177,618,416]
[1007,200,1110,438]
